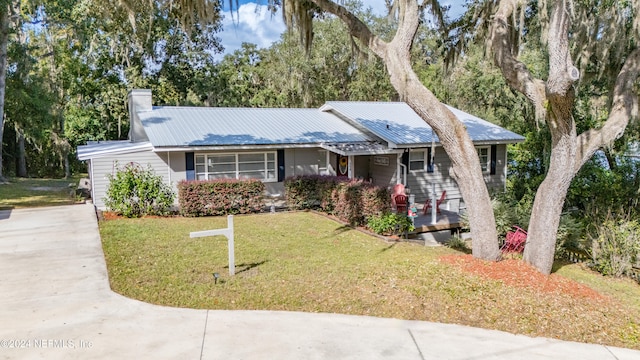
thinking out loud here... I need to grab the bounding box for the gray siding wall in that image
[370,154,398,188]
[484,144,507,191]
[91,145,509,211]
[387,144,508,213]
[90,150,170,209]
[284,148,327,177]
[168,152,187,184]
[354,156,371,179]
[406,148,460,212]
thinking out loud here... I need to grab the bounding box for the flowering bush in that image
[105,162,175,218]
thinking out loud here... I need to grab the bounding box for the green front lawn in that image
[0,176,85,209]
[100,211,640,349]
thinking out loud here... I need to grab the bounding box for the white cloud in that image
[217,3,286,59]
[214,1,464,59]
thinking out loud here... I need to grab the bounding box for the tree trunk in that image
[0,5,9,181]
[379,2,499,260]
[64,155,70,179]
[393,64,500,260]
[16,129,26,177]
[310,0,501,260]
[523,122,576,274]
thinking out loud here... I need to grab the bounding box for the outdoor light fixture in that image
[213,272,220,284]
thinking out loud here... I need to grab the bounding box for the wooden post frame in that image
[190,215,235,276]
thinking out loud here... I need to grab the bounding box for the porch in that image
[410,209,462,234]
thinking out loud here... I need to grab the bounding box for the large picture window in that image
[195,152,276,181]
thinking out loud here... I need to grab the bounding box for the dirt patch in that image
[439,254,606,301]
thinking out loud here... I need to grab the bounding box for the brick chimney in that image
[127,89,152,142]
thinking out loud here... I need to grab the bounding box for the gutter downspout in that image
[397,153,407,185]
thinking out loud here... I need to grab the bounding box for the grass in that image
[0,175,86,209]
[100,211,640,349]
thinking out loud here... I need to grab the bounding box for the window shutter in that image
[185,152,195,180]
[490,145,497,175]
[277,149,285,182]
[401,150,409,168]
[427,148,434,173]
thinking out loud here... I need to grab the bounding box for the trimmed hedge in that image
[284,175,348,211]
[178,179,265,217]
[284,175,391,227]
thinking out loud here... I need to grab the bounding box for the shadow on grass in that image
[228,260,269,274]
[379,243,397,253]
[333,225,353,235]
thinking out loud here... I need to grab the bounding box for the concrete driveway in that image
[0,204,638,359]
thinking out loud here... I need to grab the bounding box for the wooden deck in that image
[409,209,462,234]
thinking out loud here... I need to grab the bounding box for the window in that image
[195,152,277,181]
[477,147,490,173]
[409,149,434,172]
[409,150,425,171]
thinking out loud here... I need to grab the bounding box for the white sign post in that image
[190,215,235,276]
[431,183,437,225]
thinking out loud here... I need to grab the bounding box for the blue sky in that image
[216,1,462,59]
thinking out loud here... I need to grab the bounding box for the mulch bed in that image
[439,254,606,301]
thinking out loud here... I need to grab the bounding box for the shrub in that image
[360,185,392,220]
[555,212,587,259]
[105,162,175,218]
[284,175,346,210]
[178,179,265,217]
[445,234,470,252]
[284,175,392,227]
[590,212,640,277]
[367,212,415,236]
[331,180,366,226]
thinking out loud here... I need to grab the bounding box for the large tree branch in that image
[490,0,547,121]
[576,47,640,169]
[309,0,388,57]
[546,0,578,96]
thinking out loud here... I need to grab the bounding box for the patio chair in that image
[501,226,527,253]
[394,194,408,214]
[391,184,406,210]
[422,190,446,215]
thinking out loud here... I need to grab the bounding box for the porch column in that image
[348,155,354,178]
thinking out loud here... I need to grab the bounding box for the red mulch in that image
[439,254,606,301]
[101,211,121,220]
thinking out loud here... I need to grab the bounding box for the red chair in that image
[391,184,406,210]
[501,226,527,253]
[422,190,446,215]
[394,194,408,214]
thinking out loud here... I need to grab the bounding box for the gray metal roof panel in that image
[77,141,153,160]
[321,102,525,145]
[138,107,372,147]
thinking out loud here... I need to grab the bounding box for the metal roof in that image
[320,102,525,146]
[138,107,372,147]
[77,141,153,160]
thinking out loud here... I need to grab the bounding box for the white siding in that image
[91,151,170,209]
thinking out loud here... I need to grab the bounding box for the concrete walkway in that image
[1,205,638,359]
